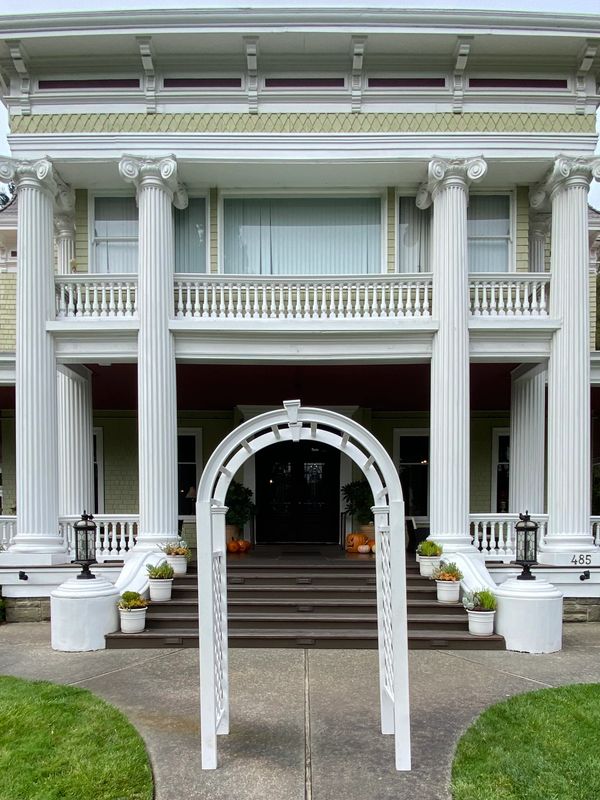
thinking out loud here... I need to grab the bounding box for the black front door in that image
[255,441,340,544]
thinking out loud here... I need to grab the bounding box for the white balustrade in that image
[469,274,550,317]
[59,514,139,562]
[469,513,548,561]
[592,517,600,547]
[0,516,16,550]
[55,275,138,319]
[173,274,433,321]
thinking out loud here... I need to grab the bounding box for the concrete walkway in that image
[1,624,600,800]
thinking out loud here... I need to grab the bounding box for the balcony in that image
[469,273,550,317]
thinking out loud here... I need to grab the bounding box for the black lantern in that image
[72,511,97,579]
[514,511,538,581]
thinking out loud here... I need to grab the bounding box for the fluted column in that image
[417,157,487,552]
[120,156,188,550]
[0,159,66,563]
[57,366,94,517]
[531,156,600,563]
[54,212,76,275]
[509,366,545,515]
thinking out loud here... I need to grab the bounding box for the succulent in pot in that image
[462,589,497,636]
[431,562,463,604]
[159,539,191,575]
[117,591,150,634]
[146,560,175,602]
[416,540,443,576]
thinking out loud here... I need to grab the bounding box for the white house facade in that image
[0,6,600,637]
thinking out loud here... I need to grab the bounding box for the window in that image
[174,198,207,273]
[92,196,138,273]
[222,197,381,275]
[394,431,429,517]
[398,197,430,272]
[492,430,510,513]
[177,430,202,517]
[468,195,511,273]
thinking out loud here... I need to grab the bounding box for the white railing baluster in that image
[468,274,550,320]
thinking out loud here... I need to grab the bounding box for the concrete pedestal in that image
[495,576,563,653]
[51,574,119,651]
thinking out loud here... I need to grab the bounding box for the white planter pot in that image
[148,578,173,602]
[436,580,461,604]
[119,607,147,634]
[419,555,441,577]
[165,555,187,576]
[467,610,496,636]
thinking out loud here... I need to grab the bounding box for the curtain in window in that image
[398,198,431,273]
[223,197,381,275]
[93,197,138,273]
[467,195,510,273]
[174,198,207,273]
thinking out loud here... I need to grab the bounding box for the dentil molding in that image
[416,156,487,209]
[118,155,188,209]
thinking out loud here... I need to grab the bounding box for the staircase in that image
[106,552,505,650]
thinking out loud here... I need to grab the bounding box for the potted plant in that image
[462,589,497,636]
[416,540,443,576]
[225,480,255,542]
[146,561,175,601]
[159,539,191,575]
[117,591,150,634]
[431,562,463,603]
[342,479,374,535]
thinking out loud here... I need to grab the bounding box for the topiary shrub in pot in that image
[462,588,497,636]
[416,540,443,576]
[146,561,175,602]
[159,539,191,575]
[431,562,463,603]
[342,479,375,536]
[225,481,255,541]
[117,591,150,634]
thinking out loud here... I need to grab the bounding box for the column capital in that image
[118,155,188,209]
[0,157,57,196]
[416,156,487,209]
[54,212,76,240]
[530,155,600,209]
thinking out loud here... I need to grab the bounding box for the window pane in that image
[178,435,196,463]
[398,464,428,516]
[94,240,138,274]
[175,198,207,273]
[399,435,428,464]
[398,198,431,273]
[178,464,197,515]
[498,435,510,465]
[468,196,509,272]
[94,197,138,238]
[223,197,381,275]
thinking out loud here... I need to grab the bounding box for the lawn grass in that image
[451,683,600,800]
[0,675,153,800]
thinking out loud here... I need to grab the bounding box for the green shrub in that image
[118,591,150,610]
[146,561,174,580]
[341,480,375,525]
[225,481,255,527]
[417,540,443,557]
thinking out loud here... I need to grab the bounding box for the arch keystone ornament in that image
[196,401,411,770]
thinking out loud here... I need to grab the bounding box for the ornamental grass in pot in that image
[159,539,191,575]
[462,589,497,636]
[146,561,175,602]
[117,591,150,634]
[416,540,443,576]
[431,562,463,603]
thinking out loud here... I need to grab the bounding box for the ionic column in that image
[57,366,94,517]
[119,156,188,550]
[0,159,66,563]
[529,212,551,273]
[54,212,76,275]
[509,365,546,515]
[531,156,600,563]
[417,157,487,552]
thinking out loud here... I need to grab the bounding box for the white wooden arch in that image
[196,400,411,771]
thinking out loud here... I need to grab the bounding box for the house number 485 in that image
[571,554,592,566]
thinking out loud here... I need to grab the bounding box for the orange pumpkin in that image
[226,540,240,553]
[345,533,369,553]
[237,539,251,552]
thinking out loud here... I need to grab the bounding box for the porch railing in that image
[469,513,549,561]
[55,275,138,319]
[592,517,600,547]
[60,514,139,562]
[173,274,433,321]
[469,274,550,317]
[0,516,16,550]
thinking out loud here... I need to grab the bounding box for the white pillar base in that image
[538,539,600,567]
[430,536,478,555]
[131,532,180,554]
[495,576,563,652]
[0,550,69,567]
[51,574,120,651]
